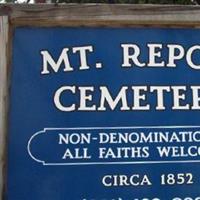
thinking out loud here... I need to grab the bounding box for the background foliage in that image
[54,0,194,4]
[2,0,199,9]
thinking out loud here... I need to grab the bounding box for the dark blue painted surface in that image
[7,27,200,200]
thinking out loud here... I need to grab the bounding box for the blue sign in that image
[7,27,200,200]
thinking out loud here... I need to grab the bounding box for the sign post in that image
[0,15,8,200]
[2,4,200,200]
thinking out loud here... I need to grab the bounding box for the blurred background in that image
[45,0,197,4]
[0,0,199,13]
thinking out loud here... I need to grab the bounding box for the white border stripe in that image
[44,126,200,131]
[44,160,200,166]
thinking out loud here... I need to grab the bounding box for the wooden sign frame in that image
[1,4,200,199]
